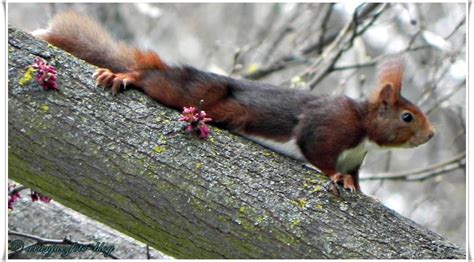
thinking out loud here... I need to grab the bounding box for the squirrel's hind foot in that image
[94,68,139,95]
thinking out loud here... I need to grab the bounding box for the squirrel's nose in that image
[427,130,435,140]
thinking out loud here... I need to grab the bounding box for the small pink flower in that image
[198,124,211,139]
[179,107,199,122]
[32,57,58,90]
[8,193,21,209]
[31,190,52,203]
[40,195,52,203]
[179,105,213,140]
[8,184,21,210]
[199,111,212,123]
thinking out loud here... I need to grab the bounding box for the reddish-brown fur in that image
[132,49,169,71]
[37,12,435,193]
[96,67,257,133]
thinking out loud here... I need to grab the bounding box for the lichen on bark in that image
[8,27,465,259]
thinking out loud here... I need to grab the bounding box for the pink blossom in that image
[32,57,58,90]
[179,106,213,140]
[8,184,21,210]
[8,193,21,210]
[8,184,52,210]
[198,124,211,139]
[199,111,212,123]
[31,191,52,203]
[179,107,199,122]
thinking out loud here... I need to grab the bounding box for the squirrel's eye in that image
[401,112,413,123]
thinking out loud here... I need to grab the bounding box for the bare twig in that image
[356,3,383,20]
[306,3,386,89]
[243,3,379,80]
[8,185,27,196]
[229,39,267,75]
[301,32,340,55]
[260,5,302,64]
[246,2,385,81]
[8,230,119,259]
[331,61,376,71]
[146,244,151,259]
[318,3,335,55]
[253,3,282,41]
[242,31,338,80]
[360,152,465,182]
[330,43,432,73]
[261,27,294,64]
[455,106,466,134]
[407,30,423,49]
[445,15,466,40]
[426,79,466,115]
[420,60,453,102]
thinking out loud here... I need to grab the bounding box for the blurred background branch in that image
[8,1,466,254]
[361,151,465,181]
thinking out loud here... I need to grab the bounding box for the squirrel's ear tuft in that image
[370,58,404,105]
[377,57,404,93]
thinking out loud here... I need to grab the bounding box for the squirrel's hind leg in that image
[94,68,141,95]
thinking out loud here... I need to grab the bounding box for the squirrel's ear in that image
[371,83,399,105]
[370,58,404,105]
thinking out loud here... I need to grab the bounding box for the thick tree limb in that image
[8,27,465,259]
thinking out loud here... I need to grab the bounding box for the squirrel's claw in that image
[341,175,357,192]
[328,172,357,193]
[111,78,122,96]
[93,68,138,96]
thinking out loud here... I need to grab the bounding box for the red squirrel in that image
[34,11,435,192]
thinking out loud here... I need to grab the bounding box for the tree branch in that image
[243,4,384,81]
[306,3,386,89]
[426,79,466,115]
[445,15,466,40]
[7,26,465,259]
[360,152,466,181]
[8,185,27,196]
[317,3,335,55]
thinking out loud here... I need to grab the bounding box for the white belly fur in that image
[244,135,384,173]
[244,135,305,161]
[336,138,385,173]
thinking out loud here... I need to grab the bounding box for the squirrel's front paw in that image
[94,68,138,96]
[329,173,357,192]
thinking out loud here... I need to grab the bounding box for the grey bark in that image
[8,27,466,259]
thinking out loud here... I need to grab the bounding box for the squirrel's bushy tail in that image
[34,11,168,73]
